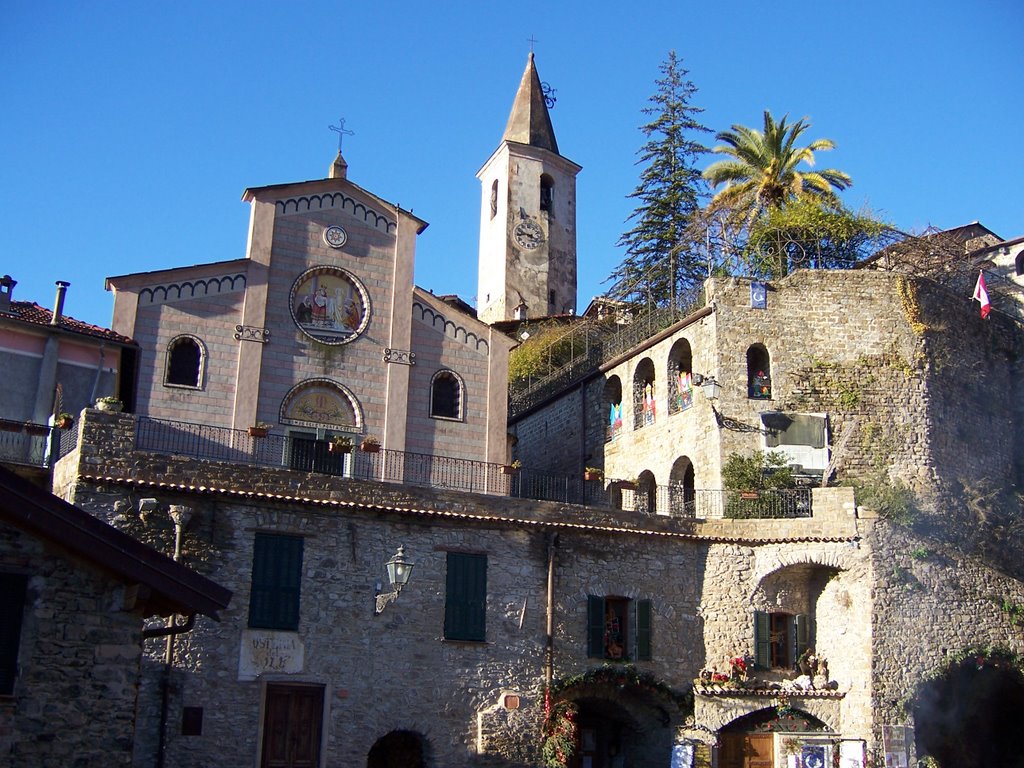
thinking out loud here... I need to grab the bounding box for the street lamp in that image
[693,373,721,401]
[374,545,415,615]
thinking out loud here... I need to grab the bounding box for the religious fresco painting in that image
[290,266,370,345]
[282,381,358,430]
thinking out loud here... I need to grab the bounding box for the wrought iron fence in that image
[118,416,818,518]
[0,422,53,467]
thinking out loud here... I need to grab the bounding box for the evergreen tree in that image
[612,52,711,309]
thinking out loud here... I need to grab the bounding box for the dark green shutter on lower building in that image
[0,574,28,695]
[795,613,810,666]
[248,533,304,631]
[754,611,771,669]
[634,599,652,661]
[587,595,605,657]
[444,553,487,641]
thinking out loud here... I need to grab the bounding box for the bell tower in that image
[476,53,581,324]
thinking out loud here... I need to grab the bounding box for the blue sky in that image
[3,1,1022,328]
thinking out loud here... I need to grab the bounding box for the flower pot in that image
[584,471,603,482]
[248,426,268,438]
[500,465,518,475]
[740,491,760,500]
[329,443,351,454]
[360,441,380,453]
[96,400,123,413]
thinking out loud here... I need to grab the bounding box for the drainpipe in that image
[544,532,559,689]
[155,504,194,768]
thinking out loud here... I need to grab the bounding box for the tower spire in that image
[502,53,559,153]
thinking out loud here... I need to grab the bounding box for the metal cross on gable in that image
[328,118,355,152]
[527,34,538,52]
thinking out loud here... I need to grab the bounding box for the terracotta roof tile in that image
[0,301,135,345]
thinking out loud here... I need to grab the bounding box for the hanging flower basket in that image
[501,463,520,475]
[328,438,353,454]
[740,491,760,500]
[360,438,380,453]
[584,468,604,482]
[247,425,269,438]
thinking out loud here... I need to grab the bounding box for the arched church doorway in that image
[914,650,1024,767]
[718,708,833,768]
[366,729,427,768]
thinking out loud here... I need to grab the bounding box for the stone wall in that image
[0,521,143,768]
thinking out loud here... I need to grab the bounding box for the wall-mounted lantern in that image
[374,545,415,615]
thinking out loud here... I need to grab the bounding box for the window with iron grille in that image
[444,552,486,641]
[248,533,304,631]
[587,595,652,661]
[430,370,463,420]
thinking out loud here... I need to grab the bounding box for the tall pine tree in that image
[613,52,710,309]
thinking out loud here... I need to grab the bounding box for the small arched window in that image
[540,174,554,213]
[165,335,204,388]
[747,344,772,399]
[430,370,463,420]
[667,339,693,415]
[633,358,656,429]
[604,376,623,442]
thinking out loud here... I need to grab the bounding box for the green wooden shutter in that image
[754,611,771,669]
[794,614,810,668]
[444,553,487,641]
[587,595,606,658]
[634,599,652,661]
[0,574,28,695]
[248,533,304,630]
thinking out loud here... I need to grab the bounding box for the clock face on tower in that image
[513,220,544,250]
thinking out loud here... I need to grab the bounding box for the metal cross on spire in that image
[527,34,538,52]
[328,118,355,153]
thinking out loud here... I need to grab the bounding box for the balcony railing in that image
[65,416,814,518]
[0,420,59,468]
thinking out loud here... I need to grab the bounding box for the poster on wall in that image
[881,725,910,768]
[290,266,370,345]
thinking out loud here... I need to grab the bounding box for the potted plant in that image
[247,422,271,438]
[360,436,381,453]
[328,436,353,454]
[56,412,74,429]
[584,467,604,482]
[501,460,522,475]
[95,396,123,413]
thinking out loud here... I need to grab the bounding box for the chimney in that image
[51,281,70,325]
[0,275,15,313]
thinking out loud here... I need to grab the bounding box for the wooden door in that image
[720,732,774,768]
[262,684,324,768]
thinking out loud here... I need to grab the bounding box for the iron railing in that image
[125,416,814,518]
[0,422,54,467]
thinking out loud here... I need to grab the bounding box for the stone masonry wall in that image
[0,521,143,768]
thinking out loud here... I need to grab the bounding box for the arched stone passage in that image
[914,650,1024,768]
[367,729,428,768]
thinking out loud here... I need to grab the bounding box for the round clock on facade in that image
[513,220,544,250]
[323,225,348,249]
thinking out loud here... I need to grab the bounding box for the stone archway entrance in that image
[546,668,690,767]
[719,708,833,768]
[366,730,426,768]
[914,651,1024,767]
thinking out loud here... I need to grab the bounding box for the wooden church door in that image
[261,683,323,768]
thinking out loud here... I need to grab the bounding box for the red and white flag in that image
[973,270,991,319]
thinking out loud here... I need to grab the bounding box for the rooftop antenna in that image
[328,117,355,153]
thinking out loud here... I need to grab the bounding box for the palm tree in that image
[703,110,851,220]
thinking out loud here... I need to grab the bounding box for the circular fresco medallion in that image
[290,266,370,345]
[323,225,348,249]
